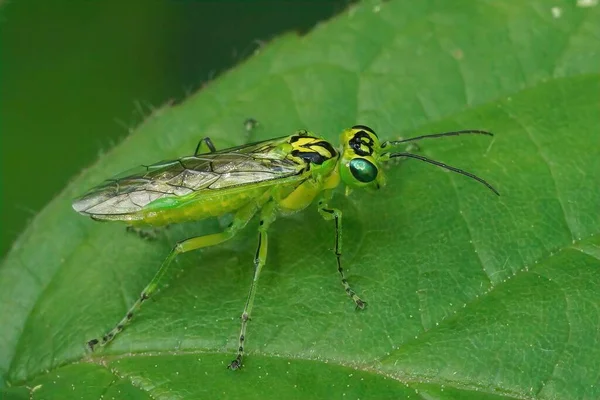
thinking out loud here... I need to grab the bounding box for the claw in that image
[355,299,367,310]
[87,338,99,351]
[228,356,243,370]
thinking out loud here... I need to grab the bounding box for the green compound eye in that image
[349,158,378,183]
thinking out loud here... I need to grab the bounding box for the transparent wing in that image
[73,137,304,216]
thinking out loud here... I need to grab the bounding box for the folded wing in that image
[73,138,304,216]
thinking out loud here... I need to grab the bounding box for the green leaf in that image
[1,0,599,399]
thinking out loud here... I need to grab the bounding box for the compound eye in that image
[349,158,378,183]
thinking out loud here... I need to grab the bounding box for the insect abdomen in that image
[132,187,270,226]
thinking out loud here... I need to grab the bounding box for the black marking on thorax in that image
[290,135,338,166]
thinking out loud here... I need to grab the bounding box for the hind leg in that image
[88,201,261,350]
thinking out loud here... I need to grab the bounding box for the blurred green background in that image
[0,0,351,257]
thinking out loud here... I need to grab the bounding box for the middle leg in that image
[228,200,277,370]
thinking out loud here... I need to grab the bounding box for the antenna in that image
[382,130,492,147]
[389,152,499,195]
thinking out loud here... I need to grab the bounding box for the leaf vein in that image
[501,108,576,241]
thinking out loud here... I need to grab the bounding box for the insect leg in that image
[244,118,259,132]
[87,202,260,351]
[228,200,276,370]
[194,137,217,155]
[125,225,165,240]
[318,192,366,310]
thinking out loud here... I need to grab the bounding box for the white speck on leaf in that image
[577,0,598,6]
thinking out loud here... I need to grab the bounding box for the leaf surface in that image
[1,1,599,399]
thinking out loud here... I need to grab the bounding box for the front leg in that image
[317,192,366,310]
[194,137,217,155]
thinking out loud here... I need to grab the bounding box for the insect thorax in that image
[275,133,341,213]
[287,133,339,168]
